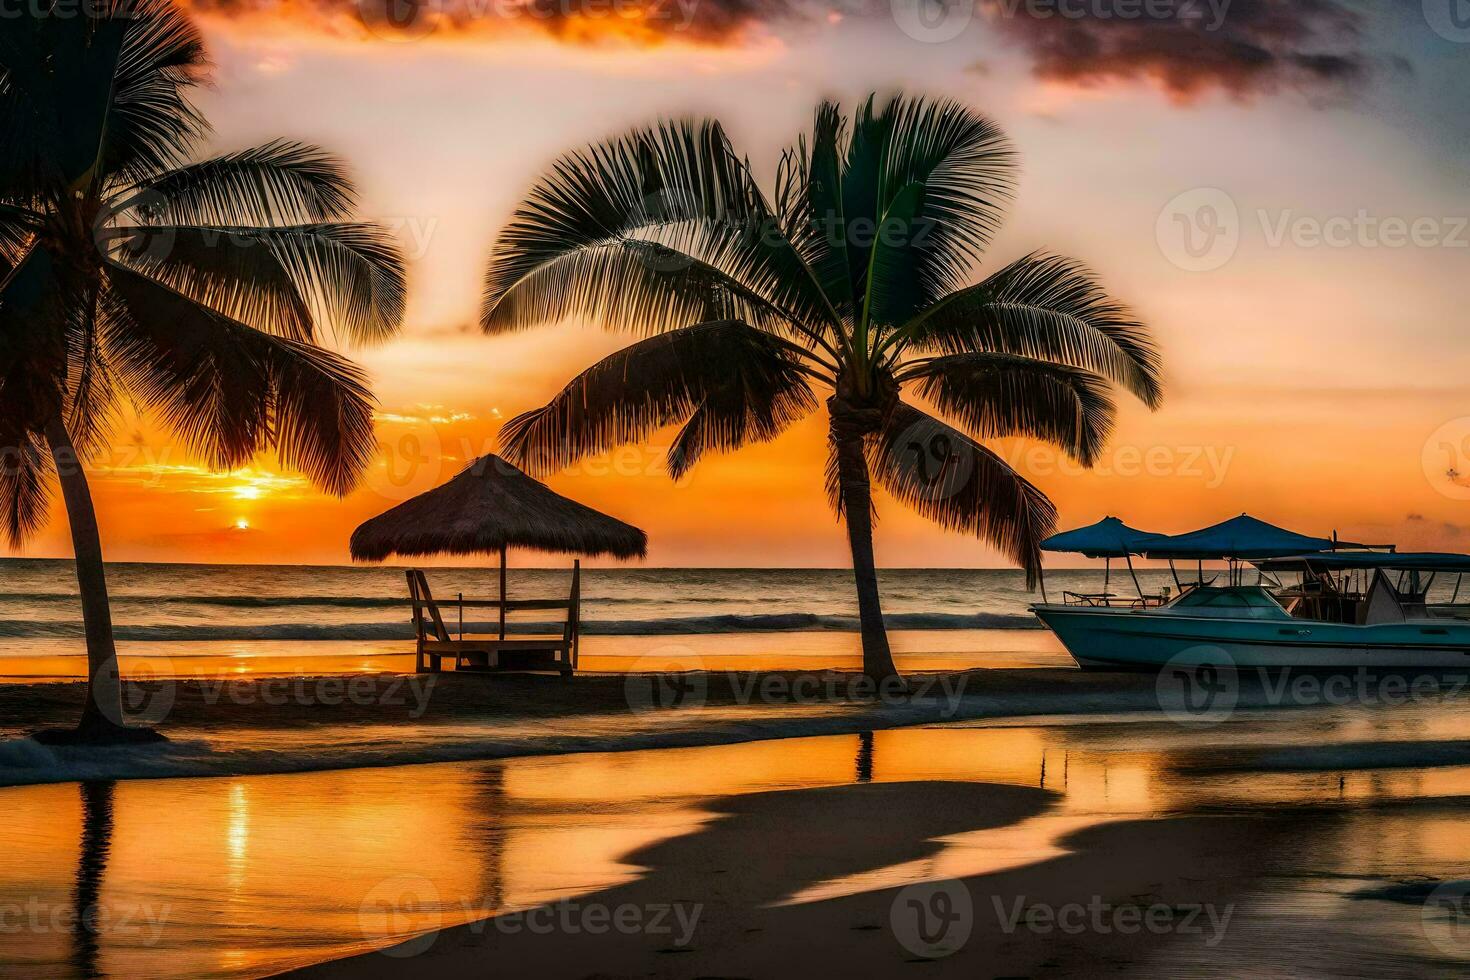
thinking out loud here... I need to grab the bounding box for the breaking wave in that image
[0,611,1038,641]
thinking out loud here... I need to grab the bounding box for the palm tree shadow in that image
[854,731,875,783]
[71,780,116,980]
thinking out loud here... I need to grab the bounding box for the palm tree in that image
[481,93,1161,683]
[0,2,406,742]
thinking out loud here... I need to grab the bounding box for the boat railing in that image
[1061,590,1170,609]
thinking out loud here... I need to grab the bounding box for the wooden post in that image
[499,545,508,641]
[407,570,424,674]
[416,571,450,672]
[567,559,581,676]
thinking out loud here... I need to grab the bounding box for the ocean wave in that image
[0,592,719,610]
[0,611,1039,641]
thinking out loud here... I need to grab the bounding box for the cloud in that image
[978,0,1382,102]
[178,0,1392,101]
[178,0,793,48]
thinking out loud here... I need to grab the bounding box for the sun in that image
[234,518,251,531]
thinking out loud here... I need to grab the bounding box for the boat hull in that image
[1032,605,1470,671]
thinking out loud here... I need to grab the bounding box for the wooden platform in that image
[406,566,580,676]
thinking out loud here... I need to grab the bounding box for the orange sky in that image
[13,3,1470,567]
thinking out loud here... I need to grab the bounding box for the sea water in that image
[0,561,1162,679]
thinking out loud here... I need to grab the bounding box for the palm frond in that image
[64,287,120,459]
[101,262,377,495]
[123,140,357,225]
[482,238,789,338]
[0,204,37,281]
[109,221,406,345]
[107,223,313,340]
[867,401,1056,586]
[482,118,837,337]
[105,0,209,182]
[904,352,1115,465]
[500,320,817,477]
[0,424,53,548]
[866,95,1015,322]
[896,251,1163,408]
[789,99,856,318]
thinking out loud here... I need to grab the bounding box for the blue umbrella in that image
[1142,514,1343,560]
[1041,517,1169,558]
[1041,517,1168,599]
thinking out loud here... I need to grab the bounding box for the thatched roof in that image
[350,454,648,562]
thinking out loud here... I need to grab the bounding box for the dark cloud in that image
[978,0,1380,101]
[180,0,1391,101]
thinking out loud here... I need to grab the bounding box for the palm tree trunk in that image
[44,415,128,738]
[831,426,900,684]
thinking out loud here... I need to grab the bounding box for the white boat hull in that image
[1033,604,1470,672]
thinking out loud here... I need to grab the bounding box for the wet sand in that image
[2,667,1148,735]
[12,667,1470,787]
[288,780,1295,979]
[7,711,1470,978]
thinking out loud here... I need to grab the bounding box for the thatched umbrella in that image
[351,454,647,625]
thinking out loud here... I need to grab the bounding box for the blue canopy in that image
[1143,514,1344,560]
[1258,552,1465,573]
[1041,517,1170,558]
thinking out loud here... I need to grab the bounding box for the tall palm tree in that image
[482,94,1161,682]
[0,2,406,742]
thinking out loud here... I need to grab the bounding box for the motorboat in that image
[1031,515,1470,671]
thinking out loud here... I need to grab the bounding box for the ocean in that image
[0,561,1174,680]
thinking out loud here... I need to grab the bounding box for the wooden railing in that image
[405,562,581,675]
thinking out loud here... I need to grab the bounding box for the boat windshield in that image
[1163,586,1292,619]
